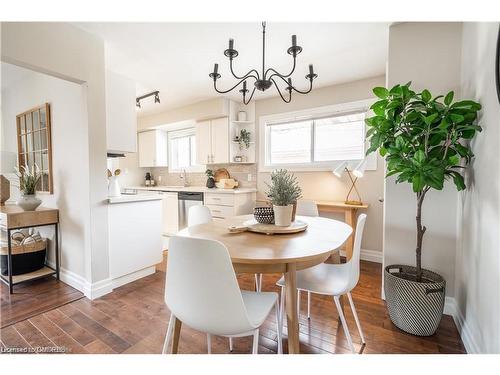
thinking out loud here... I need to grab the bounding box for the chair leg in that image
[280,285,285,334]
[297,289,301,317]
[347,292,365,344]
[207,333,211,354]
[275,300,283,354]
[229,337,233,352]
[254,274,262,292]
[333,295,355,353]
[252,329,259,354]
[162,314,175,354]
[307,291,311,319]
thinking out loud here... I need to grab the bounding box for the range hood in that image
[107,152,125,158]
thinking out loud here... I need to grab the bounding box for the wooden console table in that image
[0,205,60,294]
[315,201,368,260]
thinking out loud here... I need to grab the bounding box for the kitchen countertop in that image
[124,186,257,194]
[107,194,163,204]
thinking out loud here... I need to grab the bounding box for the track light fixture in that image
[136,91,160,109]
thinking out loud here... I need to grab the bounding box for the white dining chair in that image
[163,236,283,354]
[276,214,367,353]
[294,200,319,318]
[187,205,236,351]
[188,205,213,227]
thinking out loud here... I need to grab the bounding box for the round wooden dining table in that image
[176,214,352,354]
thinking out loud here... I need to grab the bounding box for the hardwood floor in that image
[0,261,466,354]
[1,277,84,328]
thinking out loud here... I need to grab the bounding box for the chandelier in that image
[209,22,318,104]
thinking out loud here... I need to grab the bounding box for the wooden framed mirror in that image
[16,103,53,193]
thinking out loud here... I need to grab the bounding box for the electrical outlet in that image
[247,174,252,182]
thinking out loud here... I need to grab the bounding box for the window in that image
[265,111,366,167]
[168,128,199,171]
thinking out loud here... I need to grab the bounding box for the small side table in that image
[0,205,60,294]
[315,201,369,260]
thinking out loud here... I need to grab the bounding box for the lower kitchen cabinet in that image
[161,192,179,236]
[204,191,256,219]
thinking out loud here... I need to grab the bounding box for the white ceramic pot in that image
[237,111,247,121]
[108,176,121,197]
[273,204,294,227]
[17,194,42,211]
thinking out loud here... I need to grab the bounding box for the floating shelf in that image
[231,141,255,145]
[231,120,254,125]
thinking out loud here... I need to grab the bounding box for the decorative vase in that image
[237,111,247,121]
[108,176,121,197]
[17,194,42,211]
[291,201,297,222]
[1,175,10,205]
[384,265,446,336]
[273,204,294,227]
[206,177,215,188]
[254,206,274,224]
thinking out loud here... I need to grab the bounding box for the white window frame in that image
[258,99,377,172]
[167,127,204,173]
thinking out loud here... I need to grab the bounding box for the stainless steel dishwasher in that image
[178,191,204,230]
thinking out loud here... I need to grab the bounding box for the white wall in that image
[1,64,90,278]
[456,22,500,353]
[255,76,386,254]
[1,22,109,293]
[384,23,463,296]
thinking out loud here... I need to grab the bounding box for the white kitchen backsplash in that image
[150,163,257,188]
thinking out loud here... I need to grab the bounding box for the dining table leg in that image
[171,317,183,354]
[285,263,300,354]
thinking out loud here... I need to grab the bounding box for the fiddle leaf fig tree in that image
[365,82,482,281]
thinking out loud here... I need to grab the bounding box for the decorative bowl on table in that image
[253,206,274,224]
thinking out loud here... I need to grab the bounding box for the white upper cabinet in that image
[195,117,229,164]
[105,70,137,153]
[138,130,168,167]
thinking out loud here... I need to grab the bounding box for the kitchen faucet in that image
[180,169,188,187]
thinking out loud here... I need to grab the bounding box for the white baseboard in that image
[52,263,156,300]
[340,248,383,263]
[111,266,156,289]
[444,297,480,354]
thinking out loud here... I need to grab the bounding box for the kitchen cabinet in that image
[161,191,179,235]
[106,70,137,153]
[108,197,163,288]
[138,130,168,167]
[204,191,256,220]
[195,117,229,164]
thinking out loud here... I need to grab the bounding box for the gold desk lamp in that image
[333,159,367,206]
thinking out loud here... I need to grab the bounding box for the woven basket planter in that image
[0,238,47,276]
[384,264,445,336]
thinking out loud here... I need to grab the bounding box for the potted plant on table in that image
[14,164,42,211]
[366,82,481,336]
[266,169,302,226]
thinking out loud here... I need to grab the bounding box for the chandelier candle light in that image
[209,22,318,104]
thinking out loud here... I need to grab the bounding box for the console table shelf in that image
[0,205,60,294]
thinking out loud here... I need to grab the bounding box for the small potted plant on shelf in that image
[14,164,42,211]
[235,129,251,150]
[205,169,215,188]
[365,82,482,336]
[266,169,302,226]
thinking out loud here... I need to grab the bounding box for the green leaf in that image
[448,155,460,165]
[449,113,465,123]
[421,89,431,103]
[373,87,389,99]
[412,174,425,192]
[452,172,466,191]
[424,113,439,125]
[414,150,426,164]
[444,91,454,106]
[379,147,387,157]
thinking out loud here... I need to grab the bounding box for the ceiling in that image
[76,22,389,117]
